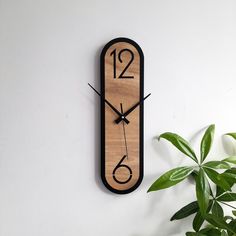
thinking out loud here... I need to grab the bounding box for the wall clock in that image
[89,37,150,194]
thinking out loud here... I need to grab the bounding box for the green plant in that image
[148,125,236,236]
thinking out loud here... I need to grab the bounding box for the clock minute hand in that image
[88,83,130,124]
[115,93,151,124]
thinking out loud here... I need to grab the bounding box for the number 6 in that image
[113,155,132,184]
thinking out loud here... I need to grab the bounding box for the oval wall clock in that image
[99,37,150,194]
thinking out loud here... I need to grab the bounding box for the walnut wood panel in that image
[101,38,144,194]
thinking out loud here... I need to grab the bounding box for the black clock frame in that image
[100,37,144,194]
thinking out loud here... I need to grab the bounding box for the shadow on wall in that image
[92,46,112,194]
[222,134,236,156]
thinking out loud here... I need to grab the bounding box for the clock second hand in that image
[120,103,128,160]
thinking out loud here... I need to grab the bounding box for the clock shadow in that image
[93,46,113,194]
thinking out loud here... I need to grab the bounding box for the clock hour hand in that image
[88,83,130,124]
[115,93,151,124]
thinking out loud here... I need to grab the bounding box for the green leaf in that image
[220,172,236,180]
[225,168,236,174]
[228,220,236,235]
[199,228,221,236]
[170,167,195,181]
[200,124,215,163]
[147,166,194,192]
[205,214,236,233]
[193,211,205,232]
[170,201,199,221]
[204,168,231,191]
[223,156,236,165]
[187,228,222,236]
[212,201,224,218]
[193,201,213,232]
[232,211,236,216]
[186,233,206,236]
[225,133,236,140]
[193,170,216,197]
[223,168,236,185]
[217,193,236,202]
[220,170,236,187]
[196,169,210,215]
[216,186,225,197]
[217,169,236,196]
[203,161,231,170]
[158,132,198,163]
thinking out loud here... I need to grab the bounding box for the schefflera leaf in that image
[186,228,221,236]
[220,168,236,188]
[217,193,236,202]
[193,201,213,232]
[185,232,205,236]
[203,161,231,170]
[170,201,199,221]
[196,169,210,215]
[200,124,215,164]
[204,168,231,191]
[205,214,236,234]
[158,132,198,163]
[223,156,236,165]
[212,201,224,218]
[147,166,194,192]
[193,211,205,232]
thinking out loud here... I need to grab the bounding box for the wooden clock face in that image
[100,38,144,194]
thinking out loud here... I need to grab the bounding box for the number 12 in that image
[110,48,134,79]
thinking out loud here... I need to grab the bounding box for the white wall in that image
[1,0,236,235]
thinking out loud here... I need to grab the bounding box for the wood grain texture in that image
[101,38,144,193]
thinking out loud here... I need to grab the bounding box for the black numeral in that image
[113,155,132,184]
[110,49,134,79]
